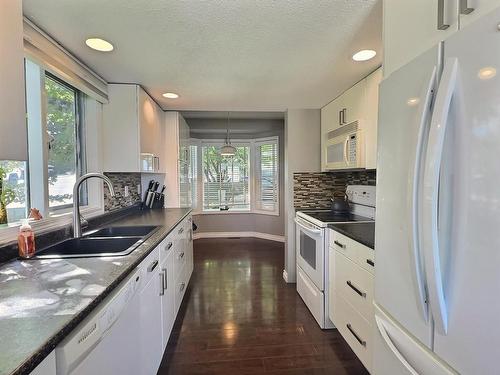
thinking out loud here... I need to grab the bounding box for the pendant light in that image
[220,111,237,156]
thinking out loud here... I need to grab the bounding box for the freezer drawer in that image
[334,293,373,372]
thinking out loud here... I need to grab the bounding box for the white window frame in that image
[200,140,252,213]
[192,136,279,217]
[253,136,280,216]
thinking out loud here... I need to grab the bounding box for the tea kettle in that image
[330,191,350,214]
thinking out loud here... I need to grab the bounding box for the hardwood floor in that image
[158,238,368,375]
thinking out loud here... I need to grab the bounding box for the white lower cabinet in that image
[139,248,163,375]
[160,238,175,351]
[329,229,374,373]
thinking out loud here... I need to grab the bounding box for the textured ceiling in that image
[23,0,382,111]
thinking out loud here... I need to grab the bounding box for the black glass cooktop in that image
[300,210,373,223]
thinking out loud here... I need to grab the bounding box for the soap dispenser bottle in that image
[18,219,35,259]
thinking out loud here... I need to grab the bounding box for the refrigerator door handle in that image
[409,66,437,323]
[423,57,458,335]
[375,314,419,375]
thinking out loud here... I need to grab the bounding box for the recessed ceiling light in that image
[407,97,420,106]
[352,49,377,62]
[85,38,114,52]
[478,66,497,80]
[162,92,179,99]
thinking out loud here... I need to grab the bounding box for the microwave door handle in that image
[343,136,349,165]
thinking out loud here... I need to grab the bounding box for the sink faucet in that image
[73,173,116,238]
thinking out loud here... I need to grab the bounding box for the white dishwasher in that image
[56,267,142,375]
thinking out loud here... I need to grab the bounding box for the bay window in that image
[195,136,279,215]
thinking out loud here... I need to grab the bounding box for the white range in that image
[295,185,375,329]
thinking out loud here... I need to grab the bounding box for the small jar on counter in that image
[18,219,35,259]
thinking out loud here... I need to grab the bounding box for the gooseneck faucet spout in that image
[72,173,115,238]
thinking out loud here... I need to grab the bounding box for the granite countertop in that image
[0,208,191,375]
[328,222,375,249]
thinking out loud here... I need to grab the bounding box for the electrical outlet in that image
[124,186,130,197]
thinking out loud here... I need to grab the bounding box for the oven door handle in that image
[294,218,322,235]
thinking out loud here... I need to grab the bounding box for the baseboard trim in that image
[193,231,285,243]
[282,270,289,283]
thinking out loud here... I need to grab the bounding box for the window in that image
[255,138,279,214]
[0,161,28,225]
[45,74,85,209]
[202,144,250,211]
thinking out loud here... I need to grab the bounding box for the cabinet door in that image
[139,262,163,375]
[459,0,500,27]
[139,87,163,160]
[363,68,382,170]
[341,79,365,125]
[383,0,458,77]
[102,84,140,172]
[0,0,27,161]
[160,251,175,351]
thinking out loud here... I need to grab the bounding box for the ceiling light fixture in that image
[352,49,377,62]
[162,92,179,99]
[85,38,114,52]
[478,67,497,80]
[220,112,236,157]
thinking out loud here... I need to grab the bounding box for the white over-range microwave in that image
[324,121,364,170]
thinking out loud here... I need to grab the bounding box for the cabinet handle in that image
[342,108,347,124]
[347,280,367,298]
[159,272,165,296]
[339,110,342,126]
[162,267,167,291]
[179,252,185,259]
[437,0,450,30]
[166,242,173,251]
[180,282,186,292]
[178,227,184,235]
[459,0,474,14]
[147,259,159,272]
[346,323,366,347]
[334,240,346,249]
[366,259,375,267]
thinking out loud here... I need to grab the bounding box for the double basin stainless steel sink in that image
[35,225,160,259]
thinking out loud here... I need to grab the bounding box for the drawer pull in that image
[147,260,159,272]
[159,272,165,296]
[334,240,346,249]
[366,259,374,267]
[180,282,186,292]
[347,280,366,298]
[346,323,366,347]
[178,227,184,235]
[166,242,173,250]
[179,252,185,259]
[162,268,167,291]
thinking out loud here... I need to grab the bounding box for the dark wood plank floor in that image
[158,238,368,375]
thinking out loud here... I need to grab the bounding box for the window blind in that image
[202,144,250,211]
[255,139,279,213]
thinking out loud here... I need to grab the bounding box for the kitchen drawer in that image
[330,231,357,261]
[334,294,373,372]
[159,233,176,263]
[174,265,188,314]
[335,251,374,321]
[297,266,325,328]
[139,247,160,292]
[358,243,375,275]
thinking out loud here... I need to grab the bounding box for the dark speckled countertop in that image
[328,222,375,249]
[0,208,191,375]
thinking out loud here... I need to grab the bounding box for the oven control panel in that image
[346,185,376,207]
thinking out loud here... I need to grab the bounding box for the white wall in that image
[284,109,321,283]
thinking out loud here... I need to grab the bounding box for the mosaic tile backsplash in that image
[104,172,142,211]
[293,170,376,209]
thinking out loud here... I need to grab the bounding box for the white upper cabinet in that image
[0,0,27,161]
[321,68,382,171]
[102,84,164,173]
[164,112,192,208]
[383,0,458,78]
[459,0,500,27]
[384,0,499,78]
